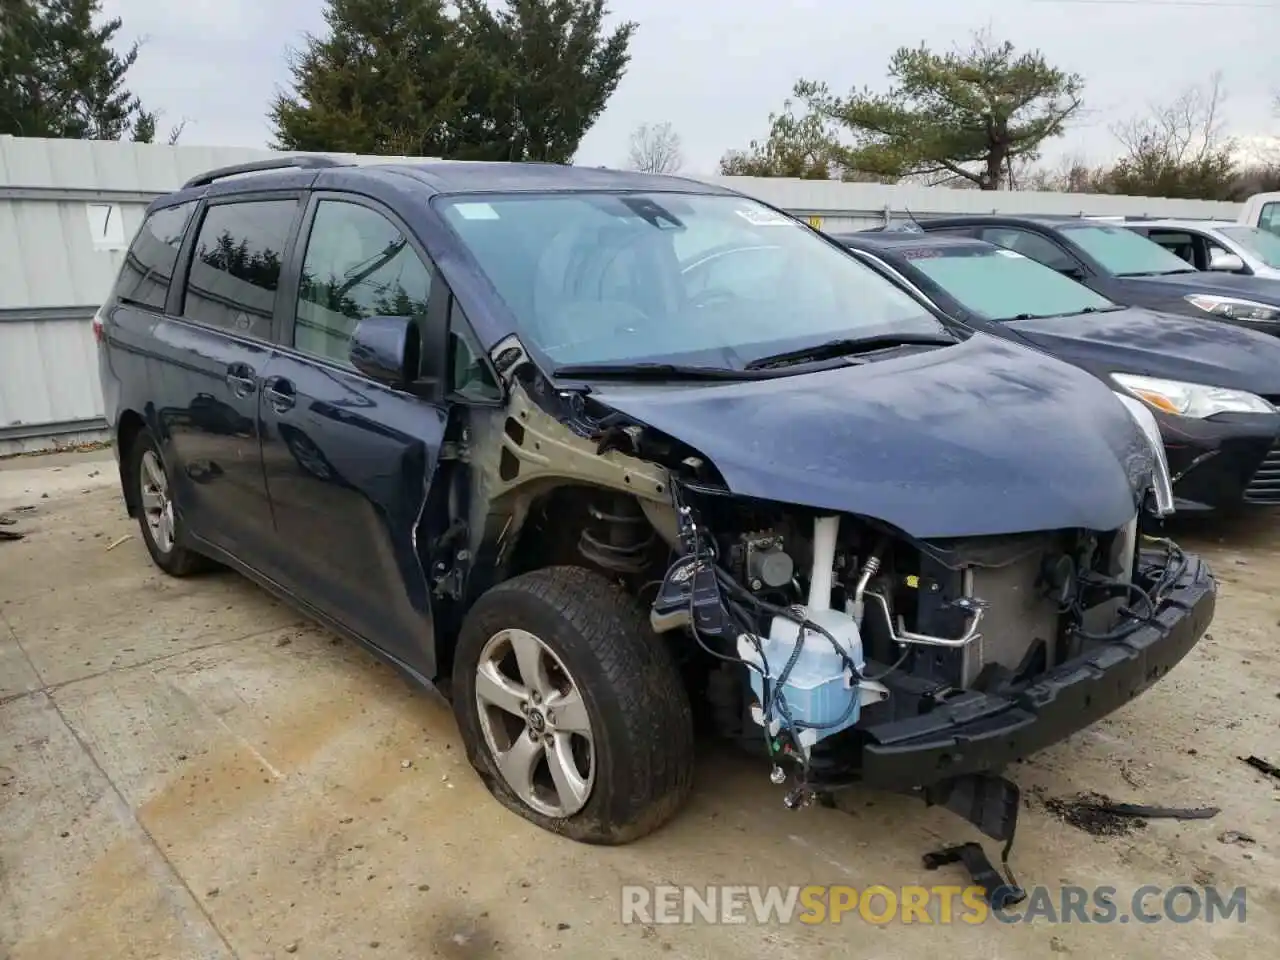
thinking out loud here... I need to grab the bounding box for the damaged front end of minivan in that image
[432,332,1216,853]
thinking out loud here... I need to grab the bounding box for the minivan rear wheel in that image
[452,566,695,844]
[129,430,208,577]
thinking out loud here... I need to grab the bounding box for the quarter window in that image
[115,201,196,310]
[182,200,298,338]
[294,201,434,366]
[449,298,501,400]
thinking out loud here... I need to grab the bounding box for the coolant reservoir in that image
[737,607,873,743]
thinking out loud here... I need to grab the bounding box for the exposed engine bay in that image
[639,481,1187,806]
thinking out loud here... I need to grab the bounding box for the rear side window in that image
[182,199,298,339]
[114,201,196,310]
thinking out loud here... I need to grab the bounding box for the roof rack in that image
[182,155,350,190]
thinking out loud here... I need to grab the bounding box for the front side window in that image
[115,201,197,310]
[1219,226,1280,268]
[294,201,435,366]
[182,199,298,338]
[1060,224,1196,277]
[908,246,1119,322]
[1259,202,1279,237]
[436,192,943,368]
[1144,231,1198,265]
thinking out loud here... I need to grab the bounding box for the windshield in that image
[1061,224,1197,277]
[1219,226,1280,268]
[436,192,945,369]
[906,245,1118,321]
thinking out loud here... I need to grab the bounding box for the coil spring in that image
[577,496,657,574]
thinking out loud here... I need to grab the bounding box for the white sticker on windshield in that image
[735,206,793,227]
[454,202,500,220]
[994,248,1026,258]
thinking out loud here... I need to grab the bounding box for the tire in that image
[452,566,695,844]
[128,429,209,577]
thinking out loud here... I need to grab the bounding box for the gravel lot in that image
[1,452,1277,959]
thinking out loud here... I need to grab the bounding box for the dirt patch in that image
[1041,791,1149,838]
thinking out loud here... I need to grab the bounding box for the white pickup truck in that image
[1240,192,1280,236]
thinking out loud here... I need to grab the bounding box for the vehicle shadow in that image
[1159,507,1280,555]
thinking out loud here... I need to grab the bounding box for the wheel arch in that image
[115,409,149,517]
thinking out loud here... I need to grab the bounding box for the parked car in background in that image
[1120,219,1280,280]
[917,215,1280,335]
[832,230,1280,513]
[1239,191,1280,236]
[96,156,1210,849]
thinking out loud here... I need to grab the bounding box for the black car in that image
[915,215,1280,335]
[95,156,1212,848]
[834,231,1280,513]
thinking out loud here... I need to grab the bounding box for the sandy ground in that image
[1,452,1277,960]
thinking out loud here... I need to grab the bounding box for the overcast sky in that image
[101,0,1278,172]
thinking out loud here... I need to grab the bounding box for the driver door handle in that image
[263,376,296,412]
[224,363,257,396]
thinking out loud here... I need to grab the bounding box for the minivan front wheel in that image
[129,430,207,576]
[452,566,694,844]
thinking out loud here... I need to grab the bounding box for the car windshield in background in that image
[1061,224,1198,277]
[436,192,945,369]
[905,246,1120,321]
[1219,226,1280,268]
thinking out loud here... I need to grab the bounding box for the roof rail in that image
[182,155,350,190]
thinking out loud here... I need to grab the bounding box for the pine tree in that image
[269,0,635,163]
[0,0,155,140]
[269,0,466,156]
[450,0,636,162]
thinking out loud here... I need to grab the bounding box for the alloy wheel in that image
[474,628,596,817]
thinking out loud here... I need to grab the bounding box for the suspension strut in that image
[577,495,656,574]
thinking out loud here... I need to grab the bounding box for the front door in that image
[257,195,447,673]
[162,196,303,566]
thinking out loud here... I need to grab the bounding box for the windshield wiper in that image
[744,332,957,371]
[1004,305,1126,321]
[1115,269,1197,277]
[551,361,761,381]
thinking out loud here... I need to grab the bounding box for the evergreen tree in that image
[0,0,155,140]
[270,0,635,163]
[449,0,635,162]
[270,0,465,156]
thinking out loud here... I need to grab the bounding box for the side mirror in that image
[1208,250,1246,273]
[349,315,421,387]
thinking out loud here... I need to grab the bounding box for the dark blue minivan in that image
[96,157,1214,847]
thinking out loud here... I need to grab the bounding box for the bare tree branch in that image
[626,121,682,174]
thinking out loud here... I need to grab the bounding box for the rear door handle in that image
[263,377,296,412]
[225,364,257,396]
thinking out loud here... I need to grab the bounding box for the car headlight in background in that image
[1184,294,1279,323]
[1110,372,1276,418]
[1112,391,1175,516]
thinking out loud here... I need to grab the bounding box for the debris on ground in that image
[1240,755,1280,781]
[1042,792,1218,836]
[1092,801,1220,820]
[0,515,24,541]
[105,534,132,551]
[1043,792,1147,837]
[1218,830,1256,846]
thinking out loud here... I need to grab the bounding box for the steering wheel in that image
[688,287,741,311]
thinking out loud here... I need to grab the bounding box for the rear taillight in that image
[91,309,105,343]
